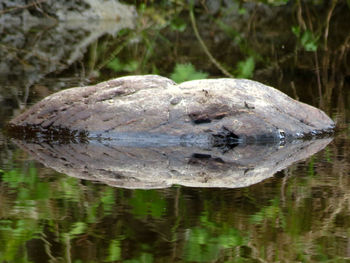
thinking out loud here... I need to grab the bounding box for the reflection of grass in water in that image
[183,212,246,262]
[124,252,153,263]
[128,189,167,219]
[0,163,44,262]
[106,239,122,262]
[0,217,42,262]
[0,159,121,262]
[250,198,286,228]
[247,143,350,261]
[308,156,315,177]
[0,140,348,262]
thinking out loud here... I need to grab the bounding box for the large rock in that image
[8,75,334,146]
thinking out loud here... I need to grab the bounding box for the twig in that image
[189,8,234,78]
[324,0,338,51]
[0,0,48,15]
[255,53,294,76]
[88,40,98,74]
[296,0,306,31]
[290,81,299,101]
[95,38,130,73]
[314,51,324,108]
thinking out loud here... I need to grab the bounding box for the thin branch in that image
[290,81,299,101]
[95,38,130,73]
[189,8,234,78]
[314,51,324,108]
[324,0,338,51]
[296,0,307,31]
[0,0,48,15]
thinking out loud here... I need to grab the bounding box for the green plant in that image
[170,17,187,32]
[107,57,138,73]
[235,56,255,78]
[292,26,319,52]
[170,63,208,83]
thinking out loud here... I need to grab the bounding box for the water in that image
[0,1,350,262]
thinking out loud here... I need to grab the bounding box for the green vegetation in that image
[129,189,167,219]
[170,63,208,83]
[235,56,255,78]
[183,212,246,262]
[0,159,123,262]
[107,58,139,73]
[0,0,349,262]
[292,26,319,52]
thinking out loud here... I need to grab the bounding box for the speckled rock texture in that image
[9,75,334,146]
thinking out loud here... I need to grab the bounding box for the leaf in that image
[123,60,138,72]
[107,58,138,73]
[170,63,208,83]
[300,30,318,52]
[236,56,255,78]
[238,8,247,15]
[107,58,123,72]
[291,25,300,38]
[170,17,187,32]
[217,20,242,43]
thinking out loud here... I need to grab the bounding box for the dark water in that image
[0,1,350,262]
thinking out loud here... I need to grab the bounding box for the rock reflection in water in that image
[13,138,332,189]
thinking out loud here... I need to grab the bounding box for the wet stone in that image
[8,75,335,147]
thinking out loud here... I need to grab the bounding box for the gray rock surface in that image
[9,75,335,146]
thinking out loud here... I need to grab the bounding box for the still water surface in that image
[0,1,350,262]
